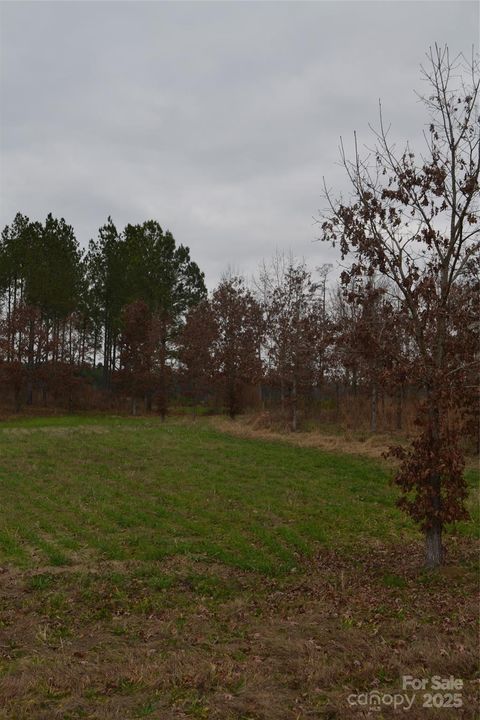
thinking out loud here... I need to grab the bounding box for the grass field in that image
[0,416,478,719]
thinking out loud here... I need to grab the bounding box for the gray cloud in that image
[1,1,478,286]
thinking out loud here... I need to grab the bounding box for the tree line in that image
[0,221,434,433]
[0,215,206,413]
[0,45,478,567]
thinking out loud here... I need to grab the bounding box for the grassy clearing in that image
[0,415,477,572]
[0,415,478,719]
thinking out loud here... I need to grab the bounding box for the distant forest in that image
[0,210,476,439]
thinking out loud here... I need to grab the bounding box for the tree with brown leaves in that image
[178,299,217,416]
[320,45,479,567]
[210,277,264,419]
[262,260,324,431]
[118,300,160,415]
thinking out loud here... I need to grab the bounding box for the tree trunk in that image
[26,317,35,406]
[291,377,297,432]
[93,327,98,368]
[103,319,110,388]
[144,392,152,413]
[60,321,66,363]
[424,378,443,568]
[395,384,403,430]
[422,266,448,568]
[228,383,236,419]
[7,284,11,362]
[370,381,378,433]
[158,391,167,420]
[17,279,23,362]
[80,320,86,366]
[112,338,117,374]
[425,522,443,568]
[69,320,73,363]
[158,335,167,421]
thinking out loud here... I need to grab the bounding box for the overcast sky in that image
[1,1,478,287]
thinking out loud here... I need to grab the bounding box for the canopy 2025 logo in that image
[347,676,463,712]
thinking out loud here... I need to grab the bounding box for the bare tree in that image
[263,261,324,431]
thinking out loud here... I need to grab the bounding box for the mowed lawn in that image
[0,416,478,719]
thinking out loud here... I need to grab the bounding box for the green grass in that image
[0,415,477,574]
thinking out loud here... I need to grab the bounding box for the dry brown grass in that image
[210,414,406,462]
[0,542,478,719]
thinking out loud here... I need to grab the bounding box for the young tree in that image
[340,280,405,432]
[320,46,479,567]
[261,260,324,431]
[210,277,264,419]
[329,281,363,403]
[178,299,216,416]
[118,300,160,415]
